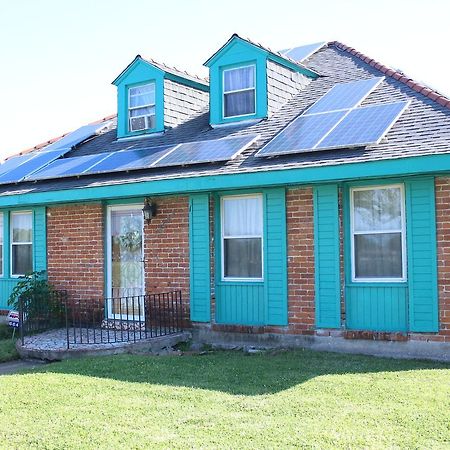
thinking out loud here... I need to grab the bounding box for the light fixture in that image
[142,198,156,223]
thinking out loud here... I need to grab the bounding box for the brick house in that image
[1,35,450,357]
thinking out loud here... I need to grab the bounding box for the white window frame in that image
[222,64,257,119]
[221,194,264,282]
[0,213,3,277]
[105,204,145,321]
[10,211,33,278]
[128,82,156,132]
[350,184,407,283]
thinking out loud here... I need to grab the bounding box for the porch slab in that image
[17,328,191,361]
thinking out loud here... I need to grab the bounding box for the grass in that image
[0,350,449,449]
[0,323,19,363]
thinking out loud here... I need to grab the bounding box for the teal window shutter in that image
[33,206,47,272]
[265,188,288,325]
[406,178,438,332]
[314,185,340,328]
[189,194,210,322]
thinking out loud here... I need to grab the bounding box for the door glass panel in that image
[110,208,144,317]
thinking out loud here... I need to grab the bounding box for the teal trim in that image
[2,153,450,209]
[115,58,165,138]
[204,35,318,78]
[189,194,211,322]
[215,188,287,326]
[313,184,341,328]
[405,177,439,332]
[164,73,209,92]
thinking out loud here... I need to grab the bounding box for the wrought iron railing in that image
[19,291,184,349]
[19,290,68,345]
[64,291,183,348]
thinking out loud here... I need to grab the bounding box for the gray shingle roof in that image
[1,42,450,197]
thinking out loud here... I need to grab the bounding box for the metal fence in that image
[19,290,68,345]
[19,291,184,349]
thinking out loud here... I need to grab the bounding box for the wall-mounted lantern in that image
[142,198,156,223]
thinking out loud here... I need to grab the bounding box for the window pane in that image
[224,66,255,91]
[224,238,262,278]
[354,187,402,232]
[354,233,402,278]
[129,106,155,118]
[223,196,262,237]
[224,90,255,117]
[12,244,32,275]
[129,84,155,107]
[12,213,32,243]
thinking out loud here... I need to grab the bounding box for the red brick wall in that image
[143,196,190,319]
[428,177,450,341]
[47,203,104,300]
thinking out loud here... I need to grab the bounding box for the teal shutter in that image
[314,185,340,328]
[406,178,438,332]
[265,188,288,325]
[189,194,210,322]
[33,206,47,272]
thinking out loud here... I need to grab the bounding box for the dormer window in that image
[223,65,256,118]
[128,83,156,132]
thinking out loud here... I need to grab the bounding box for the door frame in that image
[105,204,145,320]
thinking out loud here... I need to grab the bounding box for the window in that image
[223,65,256,118]
[11,212,33,276]
[0,213,3,276]
[222,195,263,280]
[351,185,406,282]
[128,83,156,132]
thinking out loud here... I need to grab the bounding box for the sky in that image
[0,0,449,159]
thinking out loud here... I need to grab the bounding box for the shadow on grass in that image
[23,349,450,395]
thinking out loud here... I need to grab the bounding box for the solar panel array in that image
[256,77,409,157]
[27,135,258,182]
[0,120,113,185]
[281,42,326,62]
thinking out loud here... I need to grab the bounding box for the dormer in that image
[204,34,319,127]
[112,56,209,139]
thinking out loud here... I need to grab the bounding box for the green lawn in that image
[0,324,19,363]
[0,350,449,449]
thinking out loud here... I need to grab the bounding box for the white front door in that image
[106,205,145,320]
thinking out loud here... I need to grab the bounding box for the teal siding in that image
[314,185,340,328]
[0,207,47,310]
[207,39,268,125]
[406,177,438,332]
[33,206,47,272]
[216,283,265,325]
[114,58,165,138]
[346,285,408,331]
[215,188,287,326]
[189,194,211,322]
[264,188,288,325]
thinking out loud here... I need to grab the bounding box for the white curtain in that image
[129,84,155,108]
[223,197,262,237]
[224,66,255,91]
[12,212,32,243]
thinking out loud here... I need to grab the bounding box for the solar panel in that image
[256,111,347,157]
[154,135,257,168]
[0,154,36,176]
[316,102,409,150]
[282,42,326,62]
[28,153,111,181]
[305,77,384,115]
[42,121,112,152]
[0,150,65,184]
[85,145,174,174]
